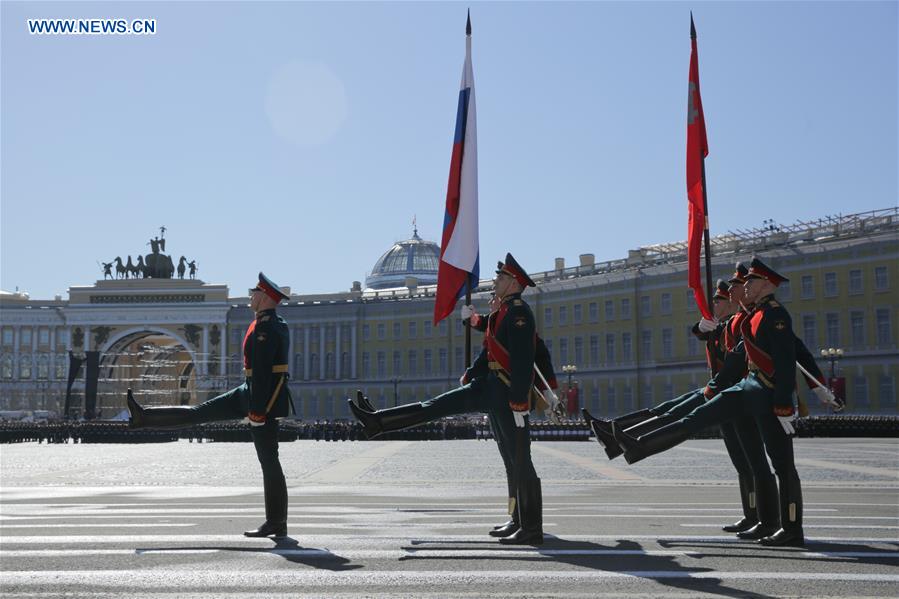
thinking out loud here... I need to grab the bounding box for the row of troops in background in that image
[585,258,841,547]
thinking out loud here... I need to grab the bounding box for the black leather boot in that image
[614,421,691,465]
[489,506,520,538]
[128,388,197,429]
[243,521,287,538]
[500,478,543,545]
[583,409,622,459]
[760,473,804,547]
[348,396,382,438]
[738,473,779,540]
[723,475,759,533]
[353,389,376,413]
[349,397,434,439]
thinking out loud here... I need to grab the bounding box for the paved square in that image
[2,438,897,598]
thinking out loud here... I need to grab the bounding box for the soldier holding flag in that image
[350,254,548,545]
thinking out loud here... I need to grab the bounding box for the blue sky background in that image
[2,1,896,300]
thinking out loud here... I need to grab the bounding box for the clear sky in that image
[2,1,896,300]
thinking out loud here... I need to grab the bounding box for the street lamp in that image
[561,365,578,418]
[391,377,402,408]
[561,364,577,388]
[820,347,844,379]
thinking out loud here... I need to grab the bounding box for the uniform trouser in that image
[378,375,539,523]
[678,375,800,531]
[624,389,706,438]
[141,384,288,525]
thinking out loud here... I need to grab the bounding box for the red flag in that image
[686,15,712,320]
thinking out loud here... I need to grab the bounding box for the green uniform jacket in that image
[244,309,291,418]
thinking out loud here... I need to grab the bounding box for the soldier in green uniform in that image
[614,257,823,547]
[126,273,292,538]
[349,253,547,545]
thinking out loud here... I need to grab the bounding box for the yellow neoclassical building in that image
[2,209,897,418]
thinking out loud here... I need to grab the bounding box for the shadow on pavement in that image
[403,536,776,599]
[137,536,363,571]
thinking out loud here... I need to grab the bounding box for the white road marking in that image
[0,548,702,558]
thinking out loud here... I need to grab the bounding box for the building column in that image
[66,326,73,352]
[289,328,298,378]
[351,324,357,379]
[303,327,310,381]
[220,324,227,379]
[319,324,326,380]
[13,326,20,375]
[84,326,91,351]
[201,325,209,376]
[335,323,342,379]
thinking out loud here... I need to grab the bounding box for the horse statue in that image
[177,256,187,279]
[125,256,138,280]
[113,257,127,279]
[144,252,175,278]
[135,255,147,279]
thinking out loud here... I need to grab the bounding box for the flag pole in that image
[464,10,473,370]
[692,14,716,377]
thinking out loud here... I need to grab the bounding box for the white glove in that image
[461,305,475,320]
[542,389,562,424]
[777,414,796,436]
[513,410,528,428]
[813,385,839,408]
[249,419,265,427]
[698,317,718,333]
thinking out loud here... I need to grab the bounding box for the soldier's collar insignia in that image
[774,321,786,330]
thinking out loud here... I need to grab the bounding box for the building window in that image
[408,350,417,376]
[801,275,814,299]
[876,309,892,346]
[559,338,569,365]
[392,351,401,374]
[2,328,12,345]
[363,324,371,340]
[423,321,432,338]
[438,348,447,374]
[685,290,696,312]
[589,335,599,366]
[423,349,432,375]
[21,329,32,346]
[621,298,631,320]
[605,334,615,365]
[879,376,896,409]
[641,296,651,317]
[294,353,304,379]
[590,386,600,412]
[687,325,699,356]
[456,318,464,335]
[607,384,616,412]
[604,300,615,321]
[849,270,863,295]
[362,353,371,377]
[39,328,49,346]
[559,306,568,326]
[408,321,417,339]
[574,336,583,366]
[824,272,837,297]
[641,330,652,360]
[779,280,791,301]
[377,352,386,378]
[55,354,66,379]
[622,384,633,411]
[439,321,448,336]
[588,302,598,323]
[874,266,888,291]
[544,307,553,328]
[393,322,402,340]
[573,304,583,325]
[377,323,385,340]
[325,352,335,379]
[19,354,32,379]
[454,347,463,371]
[850,311,865,349]
[663,382,674,400]
[642,383,653,409]
[2,355,14,379]
[58,329,69,347]
[660,293,672,315]
[662,328,673,359]
[802,315,817,351]
[825,313,840,348]
[36,355,49,379]
[853,376,869,408]
[622,333,632,362]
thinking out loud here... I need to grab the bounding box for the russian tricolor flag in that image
[434,14,480,325]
